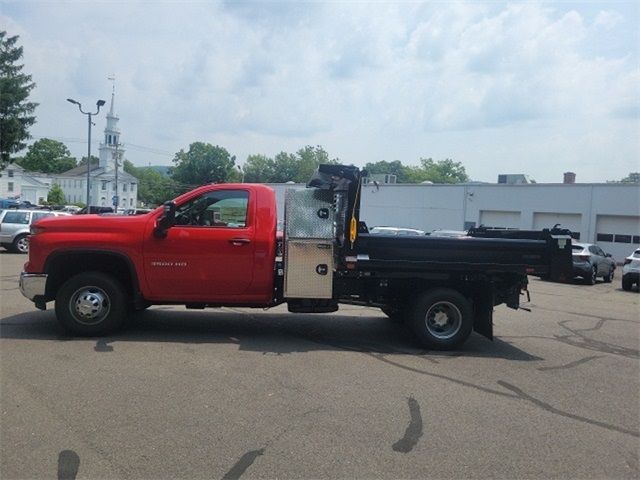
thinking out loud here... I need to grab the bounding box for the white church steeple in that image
[98,77,125,169]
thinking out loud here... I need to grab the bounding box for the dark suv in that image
[571,242,616,284]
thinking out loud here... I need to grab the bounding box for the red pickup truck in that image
[20,165,572,350]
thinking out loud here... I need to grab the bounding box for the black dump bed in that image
[306,164,573,280]
[354,228,573,279]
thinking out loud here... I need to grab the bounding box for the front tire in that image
[55,272,128,336]
[603,267,614,283]
[408,288,473,350]
[585,267,597,285]
[622,276,634,292]
[12,234,29,254]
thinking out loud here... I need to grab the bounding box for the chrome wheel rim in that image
[70,286,110,325]
[425,301,462,340]
[16,236,29,253]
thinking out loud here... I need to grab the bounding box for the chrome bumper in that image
[19,272,47,301]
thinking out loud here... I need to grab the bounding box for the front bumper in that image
[19,272,47,302]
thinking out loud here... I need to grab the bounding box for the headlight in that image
[30,225,44,235]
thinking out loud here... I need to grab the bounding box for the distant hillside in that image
[143,165,171,176]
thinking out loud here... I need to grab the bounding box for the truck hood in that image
[33,213,153,233]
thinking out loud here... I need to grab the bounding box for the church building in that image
[54,88,138,208]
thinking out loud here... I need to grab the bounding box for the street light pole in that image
[67,98,106,206]
[113,141,120,210]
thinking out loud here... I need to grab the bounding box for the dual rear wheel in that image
[382,288,473,350]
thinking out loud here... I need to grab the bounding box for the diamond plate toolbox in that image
[285,189,335,239]
[284,240,334,298]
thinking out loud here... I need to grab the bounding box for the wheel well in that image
[45,252,138,301]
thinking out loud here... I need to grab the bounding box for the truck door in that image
[143,188,255,301]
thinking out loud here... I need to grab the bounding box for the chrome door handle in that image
[229,238,251,246]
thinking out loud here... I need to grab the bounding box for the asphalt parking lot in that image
[1,251,639,479]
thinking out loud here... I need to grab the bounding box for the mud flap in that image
[473,284,494,340]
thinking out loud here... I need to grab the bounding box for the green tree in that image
[620,172,640,183]
[0,31,38,168]
[171,142,236,187]
[269,145,338,183]
[294,145,338,182]
[16,138,76,173]
[124,159,177,206]
[242,154,276,183]
[47,183,65,204]
[78,155,99,167]
[271,151,299,183]
[405,158,469,183]
[364,160,408,182]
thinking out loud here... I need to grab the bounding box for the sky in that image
[2,0,639,183]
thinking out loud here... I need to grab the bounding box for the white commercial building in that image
[269,181,640,261]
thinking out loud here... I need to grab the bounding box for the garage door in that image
[533,212,582,239]
[595,215,640,261]
[479,210,521,229]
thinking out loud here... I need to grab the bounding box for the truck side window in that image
[175,190,249,228]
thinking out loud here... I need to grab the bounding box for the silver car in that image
[369,226,426,236]
[0,209,70,253]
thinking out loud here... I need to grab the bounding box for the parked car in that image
[60,205,81,213]
[0,198,19,209]
[369,226,426,236]
[429,229,468,238]
[622,248,640,291]
[571,242,616,284]
[0,209,71,253]
[125,208,153,215]
[76,206,114,214]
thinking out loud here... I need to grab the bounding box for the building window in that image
[123,183,127,192]
[596,233,613,242]
[8,182,13,192]
[101,181,107,190]
[633,236,640,244]
[8,170,14,177]
[614,234,632,244]
[130,183,135,190]
[130,198,133,206]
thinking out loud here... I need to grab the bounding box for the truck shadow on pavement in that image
[0,308,541,361]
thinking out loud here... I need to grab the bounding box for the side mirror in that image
[154,201,176,238]
[605,253,612,258]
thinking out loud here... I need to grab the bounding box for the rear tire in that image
[408,288,473,350]
[55,272,128,336]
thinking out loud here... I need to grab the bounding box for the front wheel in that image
[408,288,473,350]
[603,267,614,283]
[55,272,128,336]
[622,276,634,291]
[585,267,597,285]
[12,234,29,254]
